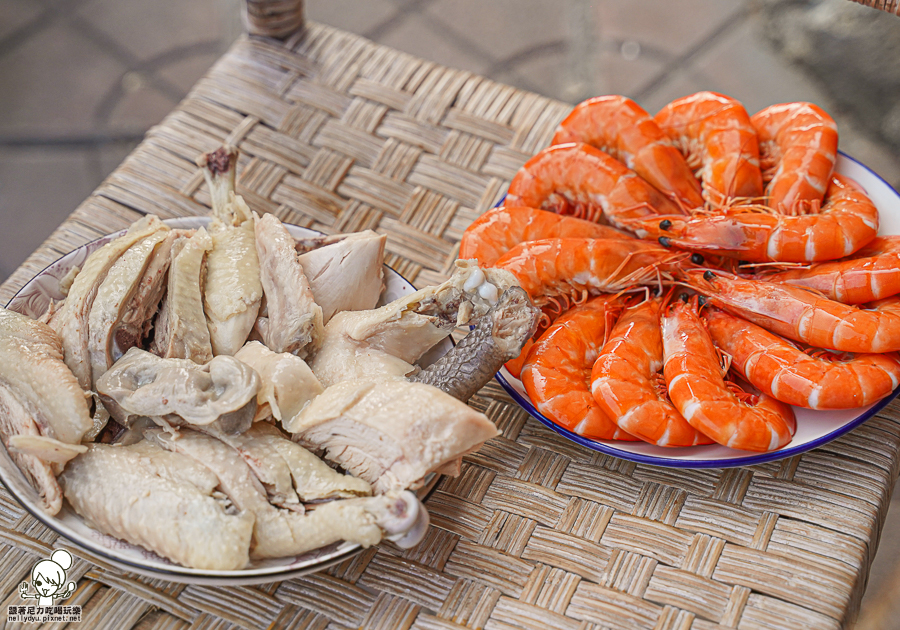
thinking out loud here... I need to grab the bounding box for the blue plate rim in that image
[492,149,900,468]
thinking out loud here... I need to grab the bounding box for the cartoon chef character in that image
[20,549,77,606]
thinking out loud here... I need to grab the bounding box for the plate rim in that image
[0,216,439,584]
[494,150,900,468]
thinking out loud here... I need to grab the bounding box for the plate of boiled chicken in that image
[0,147,538,584]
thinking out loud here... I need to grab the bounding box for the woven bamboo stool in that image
[1,2,899,628]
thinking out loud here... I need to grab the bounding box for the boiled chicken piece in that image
[0,308,93,513]
[53,215,168,390]
[87,229,172,386]
[308,259,518,388]
[234,341,323,422]
[410,287,539,401]
[96,347,259,434]
[147,428,428,558]
[287,379,499,493]
[108,230,179,363]
[215,422,371,510]
[297,230,386,323]
[59,442,255,570]
[151,229,214,363]
[198,146,263,356]
[254,213,323,357]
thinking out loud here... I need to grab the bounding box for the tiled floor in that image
[2,0,900,626]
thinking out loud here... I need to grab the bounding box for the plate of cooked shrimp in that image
[462,92,900,467]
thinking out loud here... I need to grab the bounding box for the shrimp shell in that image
[591,298,712,446]
[504,143,682,228]
[492,237,681,307]
[460,206,628,267]
[751,102,838,213]
[521,295,637,440]
[552,95,704,210]
[626,173,878,263]
[654,91,764,206]
[661,298,795,452]
[757,236,900,304]
[704,307,900,409]
[687,270,900,354]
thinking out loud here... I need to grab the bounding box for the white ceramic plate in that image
[496,152,900,468]
[0,217,445,585]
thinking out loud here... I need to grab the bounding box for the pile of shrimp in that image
[459,91,900,453]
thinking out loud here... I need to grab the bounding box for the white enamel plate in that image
[496,153,900,468]
[0,218,444,585]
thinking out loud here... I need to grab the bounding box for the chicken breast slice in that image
[286,379,499,493]
[234,341,323,422]
[59,442,254,570]
[199,147,262,356]
[254,212,323,357]
[0,307,92,445]
[216,422,371,510]
[87,229,171,386]
[147,428,426,558]
[53,215,168,390]
[297,230,385,323]
[152,228,214,363]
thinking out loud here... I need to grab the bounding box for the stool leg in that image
[244,0,304,38]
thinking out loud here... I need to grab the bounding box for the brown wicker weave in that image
[0,6,898,630]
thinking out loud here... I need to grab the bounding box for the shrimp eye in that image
[677,293,689,303]
[658,236,672,248]
[691,253,704,264]
[738,260,749,266]
[703,270,716,281]
[659,219,672,230]
[698,295,707,307]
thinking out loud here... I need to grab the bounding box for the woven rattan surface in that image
[1,21,899,630]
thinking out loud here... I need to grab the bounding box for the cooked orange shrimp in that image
[704,307,900,409]
[504,143,682,228]
[521,295,637,440]
[624,173,878,262]
[751,102,838,213]
[492,237,683,307]
[757,236,900,304]
[590,297,712,446]
[460,206,629,267]
[661,297,795,452]
[552,95,705,211]
[654,91,764,207]
[687,269,900,354]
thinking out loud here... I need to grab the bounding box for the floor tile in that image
[0,0,45,42]
[103,81,180,132]
[0,148,95,282]
[0,22,126,136]
[155,49,223,95]
[597,0,747,57]
[305,0,401,37]
[375,11,493,77]
[74,0,229,62]
[424,0,567,63]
